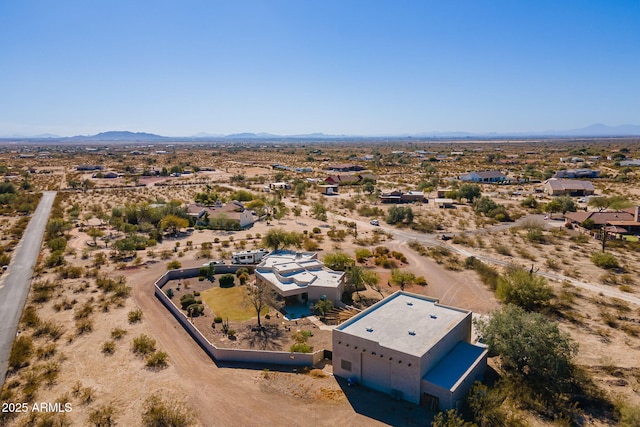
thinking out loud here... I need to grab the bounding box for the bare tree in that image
[245,280,276,328]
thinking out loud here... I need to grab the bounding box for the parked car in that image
[440,234,452,241]
[370,219,380,226]
[202,260,223,267]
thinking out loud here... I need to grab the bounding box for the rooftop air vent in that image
[430,314,437,319]
[408,330,416,336]
[366,327,374,332]
[406,302,413,306]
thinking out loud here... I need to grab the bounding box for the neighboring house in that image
[564,210,635,228]
[102,171,119,179]
[333,292,487,411]
[544,178,595,196]
[324,173,376,186]
[326,164,366,172]
[186,201,254,229]
[255,250,346,304]
[566,207,640,236]
[620,160,640,167]
[554,169,600,179]
[379,190,426,204]
[77,164,103,171]
[459,170,506,183]
[318,184,339,195]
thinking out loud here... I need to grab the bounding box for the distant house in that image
[102,171,119,179]
[324,173,375,186]
[565,207,640,236]
[554,169,600,179]
[620,160,640,167]
[186,201,254,230]
[460,170,506,183]
[77,164,103,171]
[379,190,426,204]
[544,178,595,196]
[318,184,339,195]
[326,164,366,172]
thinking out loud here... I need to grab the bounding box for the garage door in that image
[361,353,391,394]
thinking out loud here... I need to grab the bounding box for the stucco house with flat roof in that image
[255,250,346,304]
[333,292,487,411]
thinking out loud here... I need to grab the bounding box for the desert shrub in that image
[526,229,546,244]
[235,267,249,277]
[141,395,195,427]
[21,305,40,328]
[111,327,127,340]
[132,334,156,356]
[290,342,313,353]
[41,361,60,385]
[186,303,204,317]
[303,237,320,251]
[496,268,553,311]
[219,273,236,288]
[213,316,223,323]
[58,265,83,279]
[9,335,33,370]
[355,248,372,263]
[47,237,67,252]
[379,257,398,269]
[167,260,182,270]
[45,250,66,267]
[493,244,512,256]
[88,404,117,426]
[128,308,143,323]
[76,318,94,335]
[33,320,64,341]
[146,351,169,370]
[36,343,57,360]
[74,302,94,320]
[570,233,590,244]
[102,340,116,355]
[591,252,620,269]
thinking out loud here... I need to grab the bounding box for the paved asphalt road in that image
[0,191,56,387]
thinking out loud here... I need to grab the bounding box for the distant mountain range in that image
[2,124,640,141]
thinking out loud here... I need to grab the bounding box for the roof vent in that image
[406,302,413,306]
[366,327,374,332]
[430,314,438,319]
[408,330,416,336]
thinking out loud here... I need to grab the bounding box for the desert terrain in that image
[1,139,639,426]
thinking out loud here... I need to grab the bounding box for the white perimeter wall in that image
[155,268,324,366]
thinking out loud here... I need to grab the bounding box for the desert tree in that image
[475,304,577,395]
[495,267,553,312]
[160,214,189,237]
[262,228,301,251]
[245,280,275,328]
[390,268,415,291]
[323,251,355,271]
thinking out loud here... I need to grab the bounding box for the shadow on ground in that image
[336,377,434,427]
[244,324,286,350]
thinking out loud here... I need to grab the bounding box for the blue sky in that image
[1,1,639,137]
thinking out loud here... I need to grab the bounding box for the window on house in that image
[341,359,352,372]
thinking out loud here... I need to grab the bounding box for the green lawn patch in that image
[201,286,267,322]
